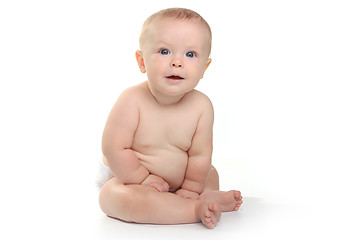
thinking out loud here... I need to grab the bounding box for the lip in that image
[165,75,184,80]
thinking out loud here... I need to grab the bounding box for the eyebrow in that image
[155,41,172,47]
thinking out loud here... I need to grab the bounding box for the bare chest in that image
[133,106,199,152]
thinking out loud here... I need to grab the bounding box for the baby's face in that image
[140,18,211,97]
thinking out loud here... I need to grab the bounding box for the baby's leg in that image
[203,165,243,212]
[205,165,220,190]
[99,178,220,229]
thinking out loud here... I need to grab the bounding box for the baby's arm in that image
[102,88,149,184]
[177,96,214,198]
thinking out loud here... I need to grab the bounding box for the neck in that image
[146,82,184,106]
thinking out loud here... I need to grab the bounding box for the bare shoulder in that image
[109,82,148,112]
[117,82,146,101]
[105,82,148,126]
[185,90,214,114]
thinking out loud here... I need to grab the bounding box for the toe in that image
[203,215,214,229]
[234,199,243,211]
[233,190,242,200]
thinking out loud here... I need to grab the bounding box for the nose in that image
[170,58,183,68]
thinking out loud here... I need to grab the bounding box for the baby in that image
[98,8,242,229]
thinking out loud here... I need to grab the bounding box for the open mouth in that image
[166,75,184,80]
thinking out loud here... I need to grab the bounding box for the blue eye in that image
[186,52,195,58]
[160,49,170,55]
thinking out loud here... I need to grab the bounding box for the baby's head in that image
[136,8,213,98]
[139,8,212,57]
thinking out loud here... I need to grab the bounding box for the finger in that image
[150,183,161,192]
[152,183,168,192]
[163,182,170,192]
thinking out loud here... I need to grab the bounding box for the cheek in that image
[148,57,168,70]
[145,59,167,78]
[188,62,205,77]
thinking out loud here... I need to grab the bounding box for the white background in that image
[1,0,359,239]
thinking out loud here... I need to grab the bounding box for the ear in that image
[136,50,146,73]
[201,58,212,79]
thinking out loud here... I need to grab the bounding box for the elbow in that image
[101,142,122,161]
[101,142,113,158]
[102,134,126,157]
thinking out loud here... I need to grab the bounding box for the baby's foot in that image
[195,201,221,229]
[200,190,243,212]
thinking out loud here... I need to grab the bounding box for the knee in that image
[210,165,219,178]
[206,165,219,191]
[99,178,153,222]
[99,178,135,219]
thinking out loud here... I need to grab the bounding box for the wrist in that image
[126,165,150,184]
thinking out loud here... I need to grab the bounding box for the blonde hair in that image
[139,8,212,51]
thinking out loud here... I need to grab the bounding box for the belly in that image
[133,148,188,191]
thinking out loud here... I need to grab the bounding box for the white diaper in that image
[95,161,114,191]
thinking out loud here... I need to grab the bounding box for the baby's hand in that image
[141,174,170,192]
[175,189,200,200]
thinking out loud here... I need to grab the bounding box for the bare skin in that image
[99,14,242,229]
[201,190,243,212]
[99,177,222,229]
[100,83,242,228]
[99,166,240,229]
